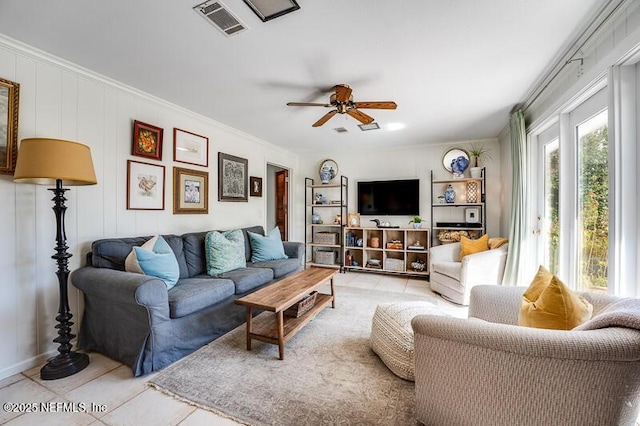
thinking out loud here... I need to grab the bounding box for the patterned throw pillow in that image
[124,235,180,289]
[518,265,593,330]
[205,229,246,276]
[248,227,288,263]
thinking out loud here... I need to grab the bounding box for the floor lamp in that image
[13,138,97,380]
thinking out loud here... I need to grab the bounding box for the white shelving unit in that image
[343,227,430,277]
[305,176,348,269]
[430,169,486,246]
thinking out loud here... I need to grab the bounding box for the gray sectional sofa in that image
[71,226,304,376]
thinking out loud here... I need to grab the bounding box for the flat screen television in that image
[357,179,419,216]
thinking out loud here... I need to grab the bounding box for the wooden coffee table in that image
[235,267,337,360]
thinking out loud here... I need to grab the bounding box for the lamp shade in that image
[13,138,97,186]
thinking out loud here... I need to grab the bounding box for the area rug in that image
[150,285,440,425]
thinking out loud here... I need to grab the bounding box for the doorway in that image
[266,164,289,241]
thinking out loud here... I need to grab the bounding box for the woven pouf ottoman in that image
[370,301,447,381]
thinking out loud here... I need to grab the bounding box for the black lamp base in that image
[40,351,89,381]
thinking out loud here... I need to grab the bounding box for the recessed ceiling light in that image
[387,123,406,131]
[358,123,380,131]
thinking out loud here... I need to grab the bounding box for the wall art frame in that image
[218,152,248,202]
[250,176,262,197]
[0,77,20,175]
[173,167,209,214]
[173,128,208,167]
[127,160,165,210]
[132,120,163,160]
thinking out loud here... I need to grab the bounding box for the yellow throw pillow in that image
[488,237,508,249]
[459,234,489,260]
[518,266,593,330]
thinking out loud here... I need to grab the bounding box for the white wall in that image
[296,139,503,242]
[0,36,300,379]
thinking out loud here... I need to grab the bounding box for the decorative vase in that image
[319,166,332,184]
[413,223,422,229]
[470,167,482,178]
[311,214,321,224]
[444,184,456,203]
[451,155,469,179]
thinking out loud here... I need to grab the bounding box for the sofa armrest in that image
[411,314,640,362]
[283,241,305,269]
[459,246,508,286]
[71,266,169,314]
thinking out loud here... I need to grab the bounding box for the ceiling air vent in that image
[358,122,380,131]
[194,0,248,36]
[333,127,348,133]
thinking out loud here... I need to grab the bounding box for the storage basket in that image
[384,258,405,272]
[284,291,318,318]
[315,250,336,265]
[314,232,339,245]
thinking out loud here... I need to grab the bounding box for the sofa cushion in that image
[241,226,265,261]
[168,277,235,318]
[250,258,299,278]
[205,230,246,275]
[219,267,274,294]
[518,265,593,330]
[124,236,180,289]
[248,227,288,262]
[92,234,189,278]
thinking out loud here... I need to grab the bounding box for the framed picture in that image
[218,152,248,202]
[465,207,480,223]
[242,0,300,22]
[173,128,208,167]
[250,176,262,197]
[127,160,165,210]
[132,120,163,160]
[348,212,361,227]
[0,77,20,175]
[173,167,209,214]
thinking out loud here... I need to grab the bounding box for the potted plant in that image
[409,216,423,229]
[468,144,492,178]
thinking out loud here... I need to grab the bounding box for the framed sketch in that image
[127,160,165,210]
[132,120,163,160]
[173,128,208,167]
[250,176,262,197]
[0,77,19,175]
[348,212,361,227]
[218,152,248,202]
[173,167,209,214]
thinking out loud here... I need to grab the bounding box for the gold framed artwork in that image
[173,167,209,214]
[348,212,361,227]
[173,128,208,167]
[0,77,20,175]
[127,160,165,210]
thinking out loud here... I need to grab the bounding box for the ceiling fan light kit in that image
[287,84,397,127]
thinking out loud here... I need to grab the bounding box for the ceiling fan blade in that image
[353,101,398,110]
[287,102,331,107]
[334,85,352,103]
[312,110,338,127]
[347,108,374,125]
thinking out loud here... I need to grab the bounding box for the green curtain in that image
[503,110,527,285]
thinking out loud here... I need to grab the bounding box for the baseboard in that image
[0,349,57,380]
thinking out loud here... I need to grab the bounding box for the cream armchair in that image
[411,285,640,426]
[429,242,508,305]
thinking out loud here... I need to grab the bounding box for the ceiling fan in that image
[286,84,397,127]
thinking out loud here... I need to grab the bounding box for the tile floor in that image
[0,272,464,426]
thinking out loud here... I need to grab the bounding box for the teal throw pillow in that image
[248,227,288,263]
[205,229,246,275]
[124,236,180,289]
